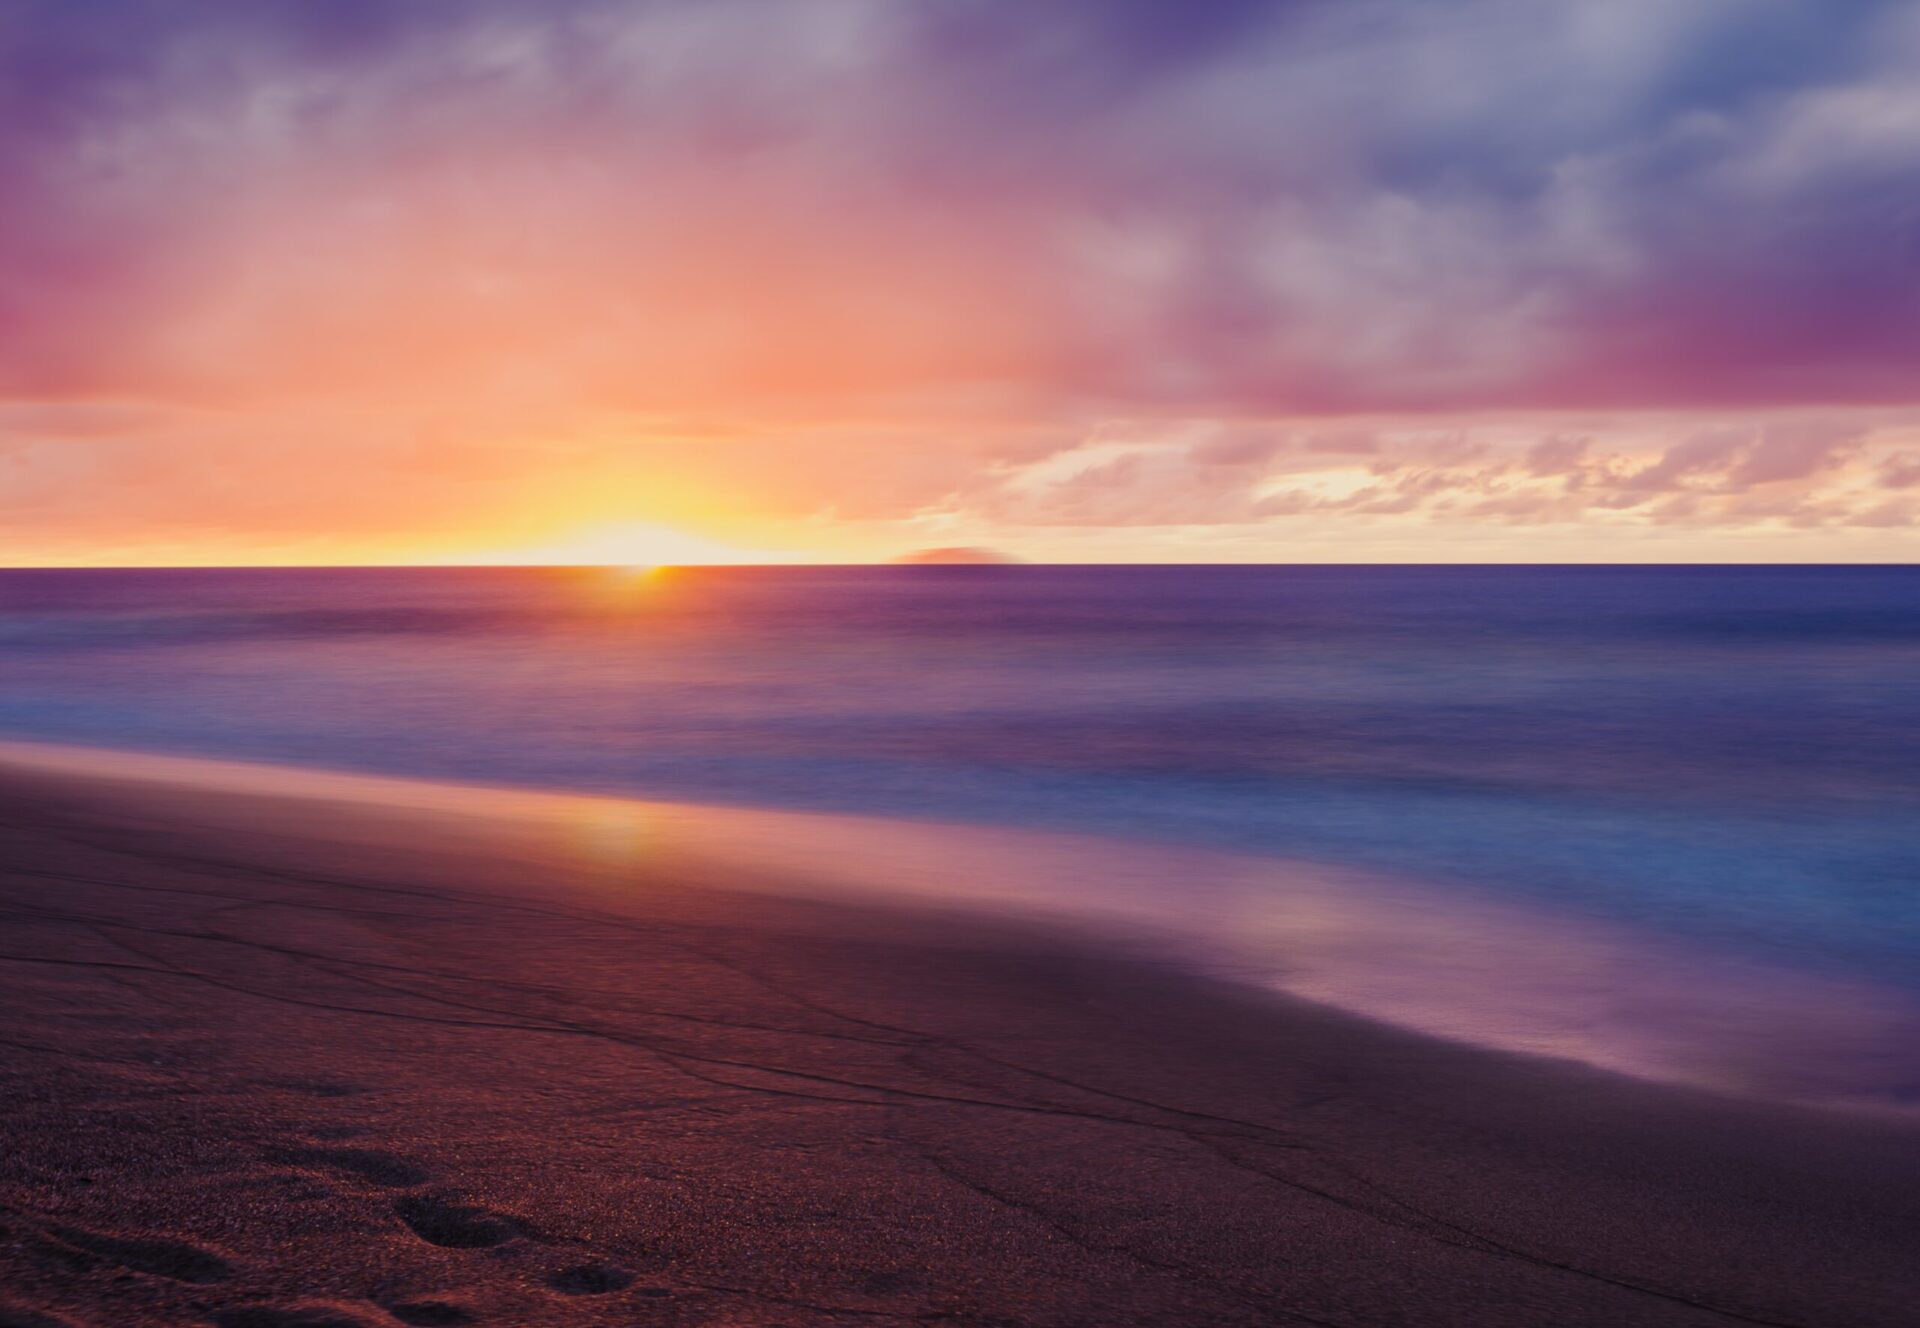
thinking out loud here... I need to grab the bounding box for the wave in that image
[4,737,1915,1114]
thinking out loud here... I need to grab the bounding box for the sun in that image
[489,520,771,568]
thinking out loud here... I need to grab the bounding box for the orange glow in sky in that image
[473,521,783,569]
[5,4,1920,565]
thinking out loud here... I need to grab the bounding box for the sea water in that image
[3,565,1916,1100]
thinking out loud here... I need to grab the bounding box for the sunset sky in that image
[7,0,1920,564]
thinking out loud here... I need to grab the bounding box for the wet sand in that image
[0,757,1916,1327]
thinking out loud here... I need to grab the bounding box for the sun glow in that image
[485,520,780,568]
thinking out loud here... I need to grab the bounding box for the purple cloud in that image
[0,0,1918,417]
[0,1,1918,561]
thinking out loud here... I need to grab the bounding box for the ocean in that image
[3,565,1917,1101]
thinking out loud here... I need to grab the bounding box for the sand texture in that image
[1,760,1917,1327]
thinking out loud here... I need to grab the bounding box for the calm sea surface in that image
[2,565,1916,1018]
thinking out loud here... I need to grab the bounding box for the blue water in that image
[2,565,1917,995]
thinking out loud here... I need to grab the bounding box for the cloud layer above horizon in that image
[5,0,1920,561]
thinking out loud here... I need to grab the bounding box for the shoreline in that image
[1,737,1916,1116]
[0,751,1916,1324]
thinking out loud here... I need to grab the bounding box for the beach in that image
[2,752,1916,1327]
[9,2,1920,1322]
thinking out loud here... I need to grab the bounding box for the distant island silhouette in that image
[890,546,1024,565]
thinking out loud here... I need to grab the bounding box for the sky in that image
[5,0,1920,564]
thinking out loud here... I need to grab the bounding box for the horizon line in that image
[4,560,1919,572]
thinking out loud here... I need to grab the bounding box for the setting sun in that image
[483,520,782,568]
[3,7,1918,1327]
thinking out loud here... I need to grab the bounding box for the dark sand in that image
[0,760,1916,1327]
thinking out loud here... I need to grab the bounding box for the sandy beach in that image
[1,753,1917,1328]
[10,0,1920,1320]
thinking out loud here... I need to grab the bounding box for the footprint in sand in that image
[858,1269,922,1296]
[267,1145,431,1188]
[381,1302,478,1327]
[209,1307,380,1328]
[0,1303,83,1328]
[41,1224,232,1284]
[393,1195,524,1250]
[544,1262,635,1295]
[256,1077,366,1099]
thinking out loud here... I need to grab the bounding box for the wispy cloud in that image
[3,1,1919,558]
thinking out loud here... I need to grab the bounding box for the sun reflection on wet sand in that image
[3,737,1915,1114]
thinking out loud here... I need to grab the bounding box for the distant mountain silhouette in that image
[890,546,1024,565]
